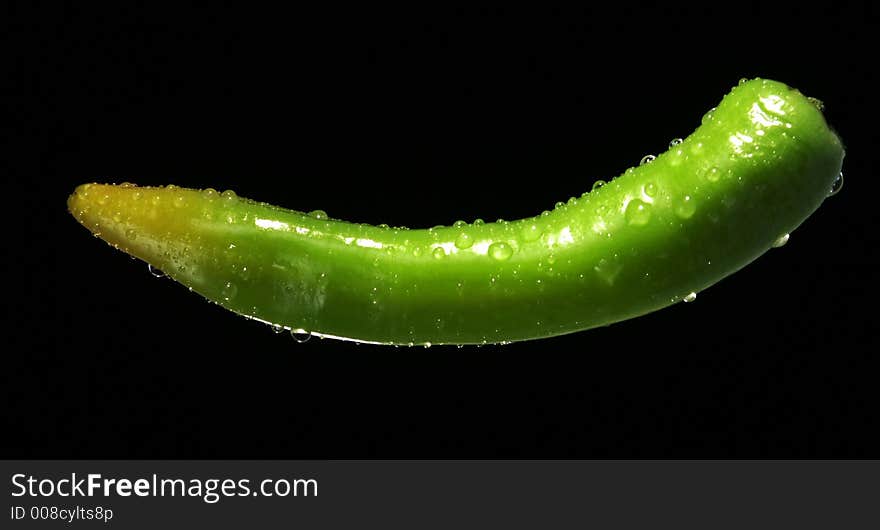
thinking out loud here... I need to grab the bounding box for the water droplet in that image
[473,218,485,226]
[148,264,165,278]
[290,329,311,343]
[454,232,474,249]
[120,182,136,188]
[221,190,238,201]
[643,182,657,197]
[592,180,606,191]
[772,233,790,248]
[566,197,578,206]
[125,228,137,241]
[521,223,542,242]
[453,220,467,228]
[412,247,423,257]
[594,256,622,286]
[423,342,432,348]
[173,195,186,208]
[540,210,551,218]
[702,107,716,124]
[738,77,748,85]
[625,199,651,226]
[828,172,843,197]
[222,281,237,302]
[807,96,825,111]
[640,154,655,165]
[554,201,565,210]
[705,166,721,182]
[674,195,696,219]
[683,292,697,303]
[669,138,683,147]
[202,188,218,200]
[309,209,328,220]
[488,241,513,261]
[271,324,284,334]
[432,247,446,259]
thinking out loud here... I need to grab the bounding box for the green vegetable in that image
[67,78,844,345]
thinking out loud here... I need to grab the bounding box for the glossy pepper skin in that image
[68,78,844,345]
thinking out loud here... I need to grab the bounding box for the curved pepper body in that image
[68,78,844,345]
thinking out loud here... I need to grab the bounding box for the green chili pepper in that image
[67,78,844,345]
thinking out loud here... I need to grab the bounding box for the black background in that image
[7,5,878,457]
